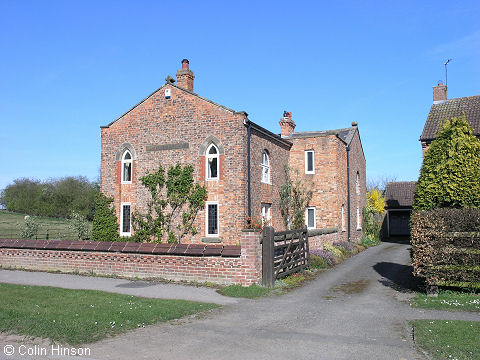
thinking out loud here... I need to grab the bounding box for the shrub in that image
[69,212,90,240]
[310,255,332,269]
[367,188,385,213]
[360,235,380,248]
[92,193,119,242]
[413,116,480,210]
[323,243,344,259]
[310,249,336,267]
[410,208,480,288]
[362,205,381,242]
[20,216,39,239]
[333,240,358,255]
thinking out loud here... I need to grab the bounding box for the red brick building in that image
[100,59,366,244]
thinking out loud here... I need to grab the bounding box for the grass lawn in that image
[411,319,480,360]
[219,284,270,299]
[411,290,480,312]
[0,283,218,345]
[0,210,88,240]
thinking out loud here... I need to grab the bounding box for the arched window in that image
[122,150,132,183]
[261,150,270,184]
[206,144,219,180]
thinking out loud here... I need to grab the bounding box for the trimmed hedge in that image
[410,208,480,289]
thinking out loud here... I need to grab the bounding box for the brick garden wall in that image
[0,232,262,286]
[308,230,339,251]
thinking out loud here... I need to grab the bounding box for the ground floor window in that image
[306,207,316,229]
[356,206,362,230]
[341,205,346,232]
[121,203,131,236]
[206,202,219,236]
[261,203,271,226]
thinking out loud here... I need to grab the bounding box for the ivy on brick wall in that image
[132,163,207,243]
[413,115,480,210]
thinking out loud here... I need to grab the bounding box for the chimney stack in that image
[433,81,447,104]
[279,111,296,137]
[176,59,195,92]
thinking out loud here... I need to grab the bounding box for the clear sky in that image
[1,0,479,190]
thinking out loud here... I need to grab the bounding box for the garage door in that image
[389,210,411,236]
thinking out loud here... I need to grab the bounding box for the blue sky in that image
[1,0,479,190]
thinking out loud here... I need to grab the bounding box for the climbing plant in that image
[132,163,207,243]
[279,166,313,230]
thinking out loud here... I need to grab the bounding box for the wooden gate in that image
[262,226,309,287]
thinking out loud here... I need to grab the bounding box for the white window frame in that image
[206,144,219,181]
[356,206,362,230]
[305,150,315,174]
[121,150,133,184]
[305,207,316,229]
[120,202,132,237]
[205,201,219,237]
[261,150,270,184]
[261,203,272,226]
[341,205,346,232]
[356,172,360,195]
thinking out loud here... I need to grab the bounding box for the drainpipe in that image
[346,146,351,242]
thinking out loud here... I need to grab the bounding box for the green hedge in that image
[410,208,480,288]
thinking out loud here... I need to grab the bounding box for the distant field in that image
[0,210,92,240]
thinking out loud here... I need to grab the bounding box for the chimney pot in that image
[176,59,195,92]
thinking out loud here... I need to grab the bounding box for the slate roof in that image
[285,127,357,145]
[384,181,417,209]
[420,95,480,141]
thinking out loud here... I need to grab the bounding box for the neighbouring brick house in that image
[100,59,366,245]
[420,81,480,155]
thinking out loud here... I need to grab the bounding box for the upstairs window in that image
[306,207,316,229]
[122,151,132,183]
[261,150,270,184]
[305,150,315,174]
[206,144,219,180]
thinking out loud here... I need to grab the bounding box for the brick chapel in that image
[100,59,366,245]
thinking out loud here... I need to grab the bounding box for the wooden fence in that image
[262,226,309,287]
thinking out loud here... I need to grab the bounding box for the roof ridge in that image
[101,83,238,128]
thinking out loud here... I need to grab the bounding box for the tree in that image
[279,166,313,230]
[0,176,98,220]
[92,193,119,242]
[132,163,207,243]
[413,115,480,210]
[69,211,90,240]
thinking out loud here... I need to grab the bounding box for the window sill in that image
[201,237,222,243]
[121,182,133,185]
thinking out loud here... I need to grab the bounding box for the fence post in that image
[262,226,275,288]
